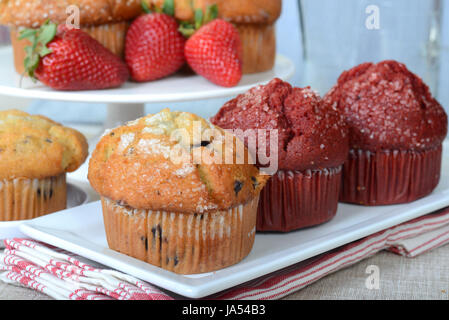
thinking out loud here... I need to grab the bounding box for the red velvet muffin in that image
[212,78,349,232]
[325,60,448,205]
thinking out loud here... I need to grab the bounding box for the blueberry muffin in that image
[88,108,269,274]
[211,78,349,232]
[325,60,448,205]
[0,109,88,221]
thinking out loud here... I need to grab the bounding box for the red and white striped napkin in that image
[1,206,449,300]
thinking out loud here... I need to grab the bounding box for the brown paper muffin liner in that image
[257,167,342,232]
[0,174,67,221]
[10,21,129,75]
[101,196,259,274]
[340,146,443,206]
[235,23,276,74]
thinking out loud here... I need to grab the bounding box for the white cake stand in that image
[0,46,295,128]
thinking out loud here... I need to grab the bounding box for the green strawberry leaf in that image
[39,45,53,57]
[37,22,57,46]
[18,29,37,40]
[20,20,57,79]
[178,3,220,38]
[162,0,175,16]
[178,21,196,37]
[194,9,203,30]
[25,54,39,72]
[24,44,35,57]
[204,4,218,24]
[23,54,39,82]
[141,0,152,14]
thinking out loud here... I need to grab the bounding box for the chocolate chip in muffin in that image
[166,255,180,267]
[140,235,148,251]
[251,176,259,190]
[192,140,211,148]
[234,180,243,196]
[151,225,159,238]
[194,213,204,220]
[37,187,53,199]
[151,224,163,246]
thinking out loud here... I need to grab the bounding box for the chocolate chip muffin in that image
[212,78,349,232]
[88,108,269,274]
[0,109,88,221]
[325,60,448,205]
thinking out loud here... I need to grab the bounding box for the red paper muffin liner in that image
[340,145,443,206]
[257,167,342,232]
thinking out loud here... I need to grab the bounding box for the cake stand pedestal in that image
[104,103,145,129]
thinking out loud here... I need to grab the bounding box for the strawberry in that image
[184,18,242,87]
[125,1,185,82]
[20,21,129,91]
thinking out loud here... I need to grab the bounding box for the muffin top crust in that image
[211,78,349,171]
[148,0,282,24]
[88,108,269,213]
[0,109,88,180]
[0,0,143,28]
[324,60,448,152]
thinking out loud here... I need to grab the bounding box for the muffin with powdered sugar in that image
[88,108,269,274]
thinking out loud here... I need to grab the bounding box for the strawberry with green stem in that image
[20,21,129,91]
[125,0,186,82]
[181,5,243,87]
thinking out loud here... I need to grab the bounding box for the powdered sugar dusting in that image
[174,163,195,177]
[118,133,135,152]
[136,138,171,159]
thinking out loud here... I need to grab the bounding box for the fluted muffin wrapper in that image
[101,196,259,275]
[0,174,67,221]
[10,21,129,75]
[81,21,129,58]
[235,23,276,74]
[257,167,342,232]
[340,146,443,206]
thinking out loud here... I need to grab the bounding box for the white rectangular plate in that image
[20,145,449,298]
